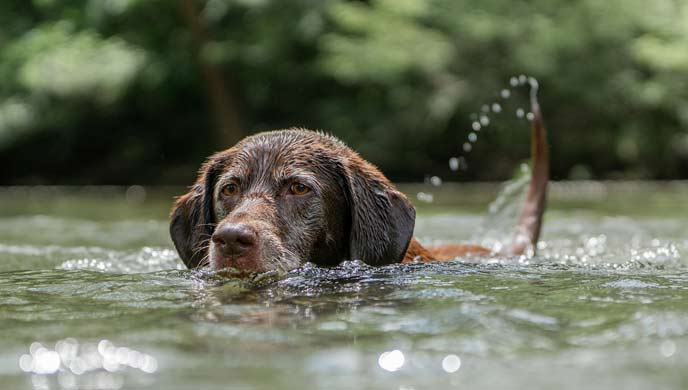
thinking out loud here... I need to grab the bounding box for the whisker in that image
[196,223,217,228]
[192,246,209,262]
[197,253,210,268]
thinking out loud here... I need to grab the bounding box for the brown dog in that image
[170,96,548,274]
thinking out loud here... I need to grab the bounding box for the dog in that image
[170,96,548,275]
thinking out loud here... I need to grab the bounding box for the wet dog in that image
[170,96,548,274]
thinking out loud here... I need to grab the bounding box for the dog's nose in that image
[211,223,257,257]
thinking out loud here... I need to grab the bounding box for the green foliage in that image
[320,0,453,83]
[12,22,146,103]
[0,0,687,184]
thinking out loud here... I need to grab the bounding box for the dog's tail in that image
[505,80,549,256]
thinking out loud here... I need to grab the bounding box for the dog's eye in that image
[290,182,311,195]
[221,182,239,196]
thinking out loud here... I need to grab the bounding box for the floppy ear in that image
[342,159,416,265]
[169,157,225,268]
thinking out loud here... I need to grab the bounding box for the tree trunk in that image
[178,0,244,148]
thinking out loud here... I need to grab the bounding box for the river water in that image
[0,182,686,389]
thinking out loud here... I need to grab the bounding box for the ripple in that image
[58,247,183,273]
[1,186,688,389]
[602,279,661,289]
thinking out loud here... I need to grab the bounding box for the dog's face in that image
[170,129,416,274]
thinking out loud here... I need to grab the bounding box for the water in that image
[1,183,687,389]
[443,74,539,183]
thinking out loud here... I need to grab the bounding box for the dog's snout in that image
[212,223,257,256]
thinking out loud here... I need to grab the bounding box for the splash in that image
[419,75,541,204]
[451,75,540,175]
[473,164,532,253]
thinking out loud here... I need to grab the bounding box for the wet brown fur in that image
[170,96,548,272]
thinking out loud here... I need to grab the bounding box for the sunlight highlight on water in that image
[441,354,461,373]
[1,184,687,389]
[58,247,183,273]
[378,350,405,372]
[19,339,158,375]
[19,338,157,389]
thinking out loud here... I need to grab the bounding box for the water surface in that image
[0,182,686,389]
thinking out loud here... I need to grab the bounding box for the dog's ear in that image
[341,158,416,265]
[169,156,225,268]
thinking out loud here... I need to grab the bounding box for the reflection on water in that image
[0,183,686,389]
[20,339,158,375]
[19,339,157,390]
[378,349,405,372]
[441,354,461,373]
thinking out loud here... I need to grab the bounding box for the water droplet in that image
[491,103,502,113]
[528,76,539,89]
[472,121,481,131]
[458,156,467,171]
[516,108,525,118]
[526,112,535,121]
[463,142,472,152]
[479,115,490,126]
[468,132,477,142]
[509,77,519,87]
[500,89,511,99]
[449,157,459,171]
[430,176,442,186]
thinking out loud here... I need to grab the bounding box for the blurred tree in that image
[0,0,686,184]
[179,0,244,146]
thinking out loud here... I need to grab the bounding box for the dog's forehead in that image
[226,129,345,179]
[246,130,343,154]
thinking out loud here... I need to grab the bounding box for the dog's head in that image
[170,129,415,274]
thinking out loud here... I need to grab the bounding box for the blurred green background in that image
[1,0,687,185]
